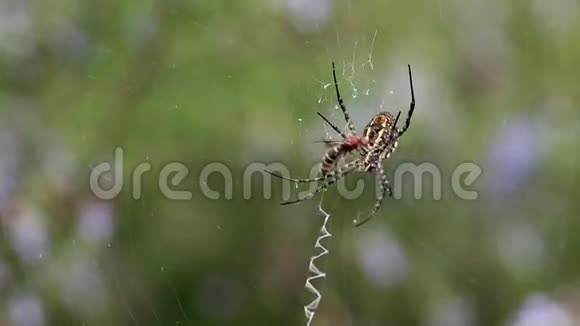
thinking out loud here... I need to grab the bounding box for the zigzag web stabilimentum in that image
[303,193,332,326]
[302,30,385,325]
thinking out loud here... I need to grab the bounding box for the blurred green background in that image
[1,0,580,325]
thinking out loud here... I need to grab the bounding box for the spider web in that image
[100,29,386,326]
[297,29,389,325]
[314,29,378,109]
[303,194,332,326]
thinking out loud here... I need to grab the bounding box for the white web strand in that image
[362,29,378,71]
[304,196,332,326]
[302,32,380,324]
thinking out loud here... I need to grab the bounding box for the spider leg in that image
[265,170,325,183]
[316,112,347,139]
[355,164,392,227]
[312,140,342,145]
[280,159,361,205]
[399,64,415,136]
[392,111,402,133]
[331,62,357,135]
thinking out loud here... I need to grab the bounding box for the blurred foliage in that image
[1,0,580,325]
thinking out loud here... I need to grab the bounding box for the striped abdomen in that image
[362,112,400,171]
[321,145,343,176]
[320,137,367,176]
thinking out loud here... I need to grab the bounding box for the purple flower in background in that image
[512,294,574,326]
[426,296,476,326]
[284,0,332,34]
[487,119,539,199]
[355,228,407,288]
[78,200,114,246]
[9,207,49,264]
[8,294,45,326]
[0,128,21,214]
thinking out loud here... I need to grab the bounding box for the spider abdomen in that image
[361,112,400,170]
[320,135,369,176]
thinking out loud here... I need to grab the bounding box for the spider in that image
[267,62,416,226]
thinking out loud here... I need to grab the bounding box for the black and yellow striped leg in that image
[280,159,361,205]
[331,62,357,135]
[316,112,347,139]
[355,164,392,227]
